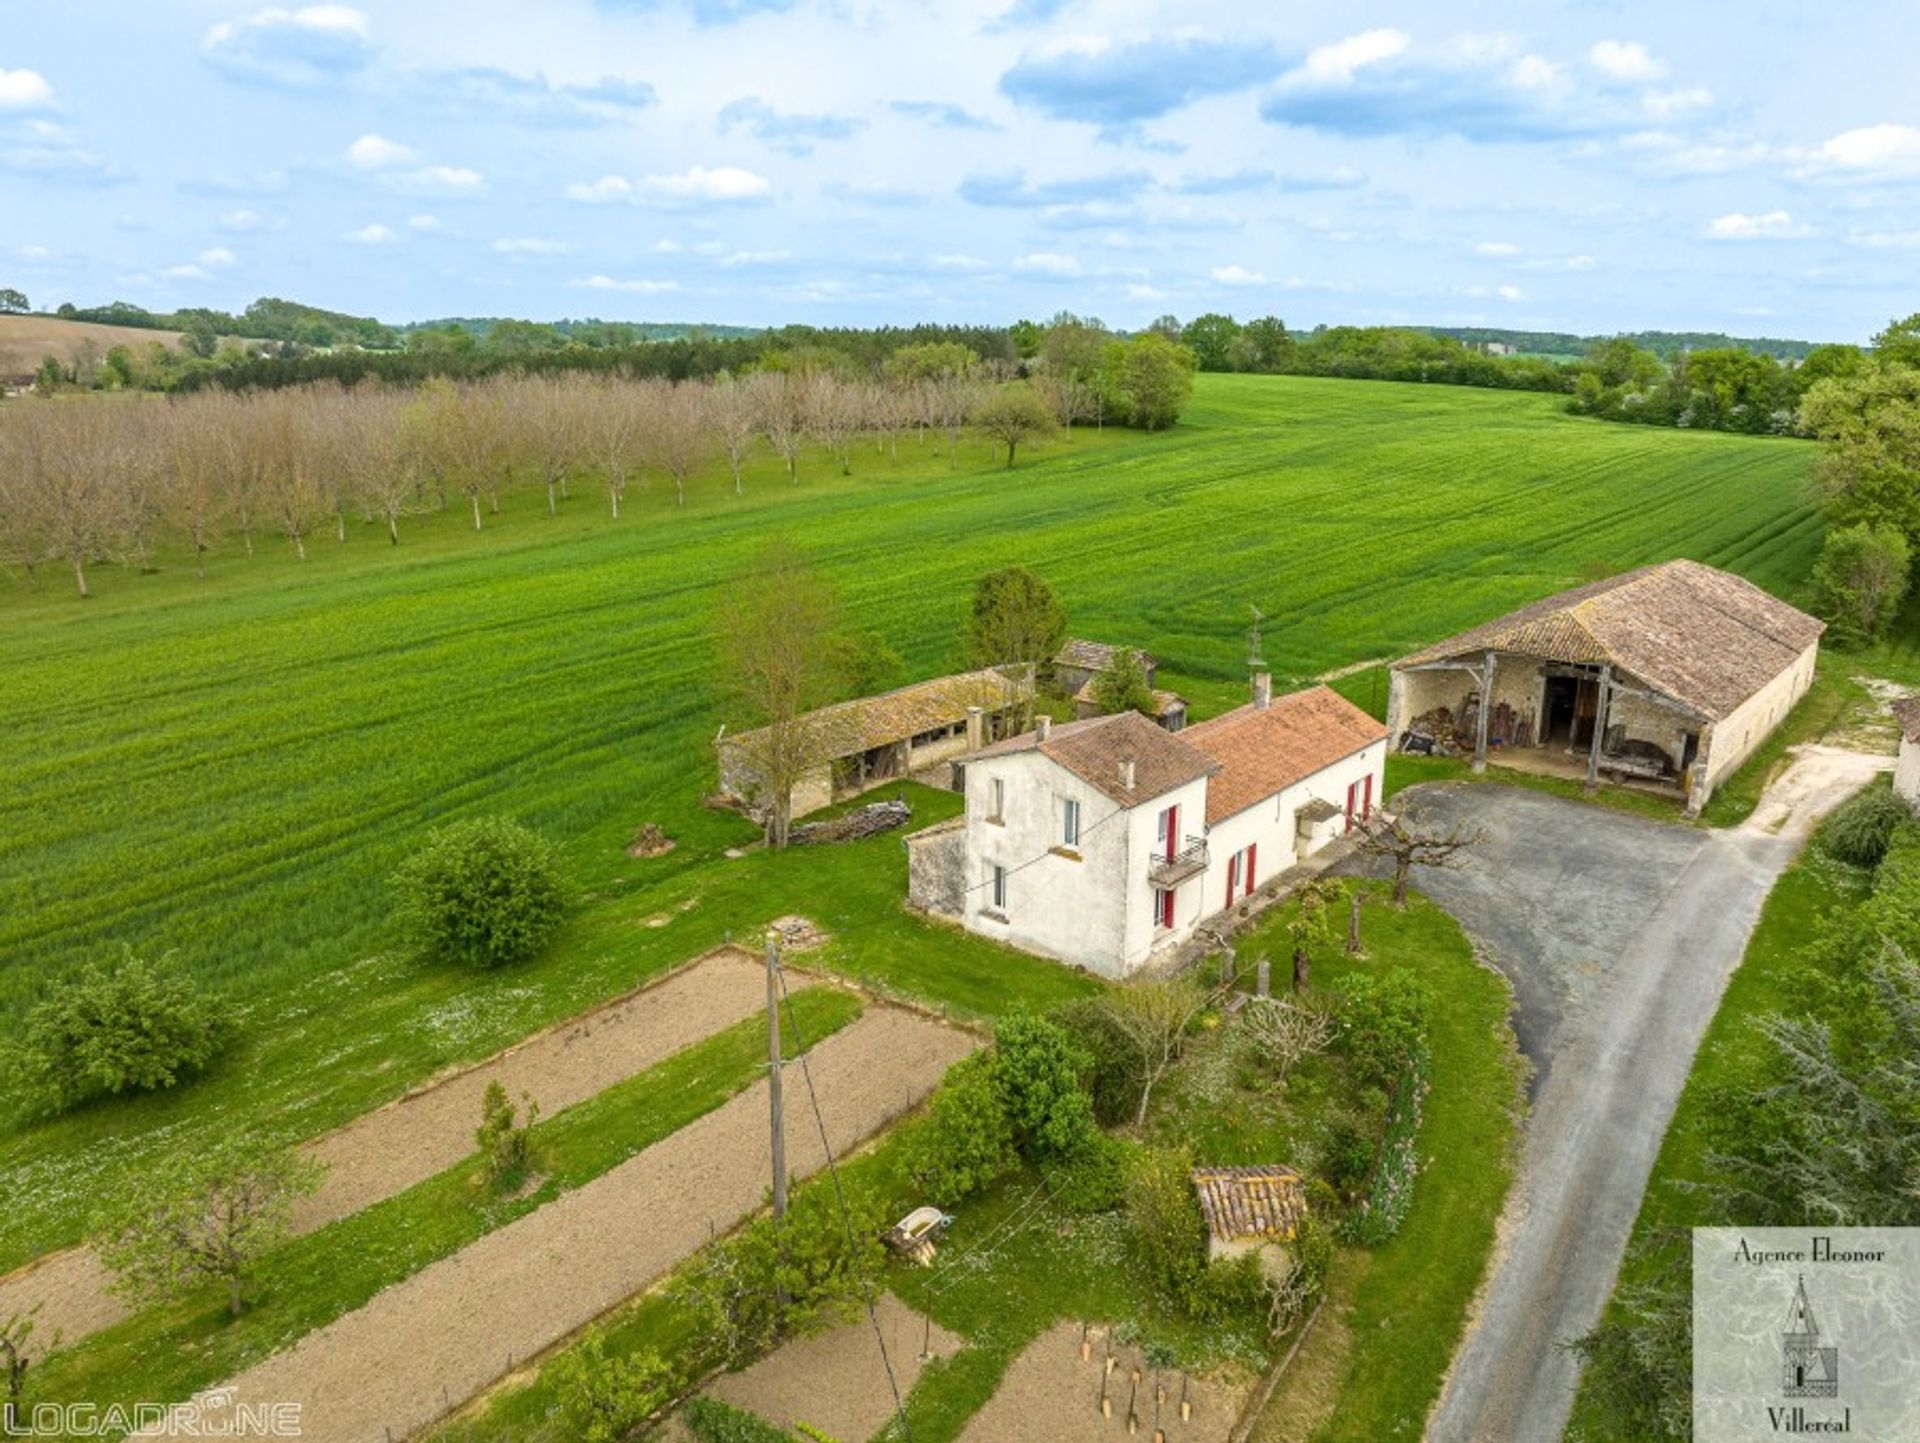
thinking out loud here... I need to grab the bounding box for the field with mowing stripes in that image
[0,373,1822,1274]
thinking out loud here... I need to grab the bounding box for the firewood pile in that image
[786,798,913,846]
[1401,705,1463,755]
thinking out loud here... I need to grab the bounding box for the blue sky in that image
[5,0,1918,340]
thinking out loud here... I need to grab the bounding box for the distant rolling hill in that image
[0,313,191,382]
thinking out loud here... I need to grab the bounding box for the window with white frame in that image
[990,862,1008,911]
[989,776,1005,821]
[1061,796,1080,847]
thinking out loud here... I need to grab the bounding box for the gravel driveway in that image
[143,1005,976,1443]
[1406,747,1890,1443]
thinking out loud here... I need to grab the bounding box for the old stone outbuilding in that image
[1387,560,1823,813]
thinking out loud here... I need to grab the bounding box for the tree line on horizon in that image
[0,330,1197,599]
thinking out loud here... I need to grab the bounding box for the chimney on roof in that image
[965,704,984,752]
[1252,670,1273,710]
[1036,715,1051,741]
[1120,758,1136,792]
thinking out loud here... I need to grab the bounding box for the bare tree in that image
[157,397,232,577]
[1099,978,1212,1125]
[807,375,862,476]
[514,375,581,514]
[339,388,421,544]
[8,402,127,596]
[0,421,49,585]
[255,393,327,558]
[583,376,646,518]
[753,372,807,483]
[1352,807,1484,906]
[930,374,979,465]
[645,379,712,507]
[709,372,759,495]
[714,540,853,848]
[1240,996,1335,1080]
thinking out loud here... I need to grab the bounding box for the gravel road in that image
[1416,747,1890,1443]
[0,947,768,1353]
[143,1005,976,1443]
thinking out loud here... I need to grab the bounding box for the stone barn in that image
[1386,560,1823,813]
[717,667,1033,823]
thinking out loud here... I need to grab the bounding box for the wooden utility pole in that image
[767,931,787,1221]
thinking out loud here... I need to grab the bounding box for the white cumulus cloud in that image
[642,165,770,201]
[1705,209,1808,240]
[1474,241,1521,257]
[198,246,238,267]
[1210,264,1268,285]
[387,164,483,195]
[1296,28,1409,86]
[1013,251,1080,275]
[1801,123,1920,179]
[573,274,680,293]
[0,68,56,110]
[343,221,398,244]
[345,132,415,168]
[493,236,567,254]
[1589,40,1664,82]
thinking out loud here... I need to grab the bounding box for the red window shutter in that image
[1246,843,1257,897]
[1225,854,1238,907]
[1363,772,1374,818]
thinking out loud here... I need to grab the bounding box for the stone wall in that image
[904,819,966,918]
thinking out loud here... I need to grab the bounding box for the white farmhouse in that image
[905,674,1387,978]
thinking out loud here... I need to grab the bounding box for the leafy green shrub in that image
[1328,970,1433,1090]
[1821,788,1912,868]
[674,1176,887,1368]
[18,948,227,1112]
[1047,1132,1132,1215]
[390,816,568,969]
[1809,522,1910,646]
[1053,996,1145,1125]
[550,1328,673,1443]
[904,1053,1017,1209]
[475,1081,539,1193]
[1318,1112,1377,1197]
[682,1398,798,1442]
[1126,1145,1209,1301]
[991,1008,1097,1162]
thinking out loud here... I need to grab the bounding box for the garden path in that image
[140,1006,975,1442]
[0,946,769,1353]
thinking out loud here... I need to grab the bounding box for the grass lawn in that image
[1247,886,1527,1443]
[2,374,1818,1269]
[30,985,863,1415]
[1564,815,1876,1440]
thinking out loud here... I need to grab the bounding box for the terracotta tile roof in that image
[1192,1165,1308,1244]
[971,710,1217,807]
[1393,560,1824,721]
[722,668,1032,758]
[1054,638,1155,674]
[1071,677,1187,717]
[1182,686,1388,825]
[1893,695,1920,744]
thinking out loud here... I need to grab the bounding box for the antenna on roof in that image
[1247,604,1266,671]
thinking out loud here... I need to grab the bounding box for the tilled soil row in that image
[144,1006,976,1442]
[0,947,769,1351]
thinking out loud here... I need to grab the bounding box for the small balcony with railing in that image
[1148,839,1209,888]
